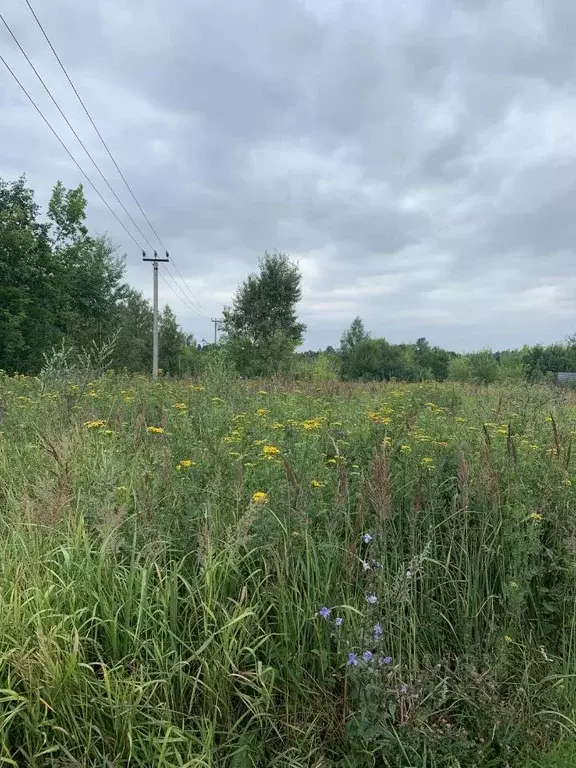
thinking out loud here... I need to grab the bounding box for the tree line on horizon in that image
[2,174,575,383]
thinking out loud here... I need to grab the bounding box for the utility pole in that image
[143,250,170,379]
[211,317,221,345]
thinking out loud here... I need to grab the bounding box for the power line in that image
[0,11,157,252]
[158,270,209,318]
[0,51,145,251]
[23,0,211,318]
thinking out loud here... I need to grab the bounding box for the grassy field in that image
[0,368,575,766]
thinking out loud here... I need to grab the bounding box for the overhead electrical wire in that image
[0,51,145,252]
[1,46,206,320]
[22,0,211,319]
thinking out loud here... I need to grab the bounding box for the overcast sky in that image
[2,0,576,351]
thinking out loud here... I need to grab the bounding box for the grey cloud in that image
[2,0,576,349]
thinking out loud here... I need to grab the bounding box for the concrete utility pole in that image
[143,250,170,379]
[211,317,221,345]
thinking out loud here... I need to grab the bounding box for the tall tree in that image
[340,316,369,380]
[0,177,56,372]
[222,251,306,376]
[159,305,185,375]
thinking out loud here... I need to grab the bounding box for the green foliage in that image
[222,251,306,376]
[0,175,189,376]
[0,376,575,765]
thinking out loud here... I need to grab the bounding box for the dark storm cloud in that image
[2,0,576,349]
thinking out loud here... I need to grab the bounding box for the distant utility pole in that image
[211,317,221,345]
[143,250,170,379]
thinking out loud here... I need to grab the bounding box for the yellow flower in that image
[173,402,187,410]
[302,418,325,430]
[272,422,285,430]
[256,408,269,417]
[311,480,323,489]
[530,512,543,522]
[455,416,466,423]
[116,485,128,492]
[251,491,269,505]
[421,457,434,464]
[85,420,105,429]
[262,445,281,457]
[562,478,572,487]
[505,635,513,643]
[147,426,165,434]
[400,444,412,454]
[103,429,114,436]
[258,390,267,396]
[176,459,195,470]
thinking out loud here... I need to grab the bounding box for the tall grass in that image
[0,373,574,766]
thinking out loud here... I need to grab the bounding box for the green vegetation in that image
[1,370,575,766]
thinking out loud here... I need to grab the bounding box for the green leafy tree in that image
[222,251,306,376]
[0,176,56,372]
[340,316,369,380]
[159,305,186,375]
[112,289,154,372]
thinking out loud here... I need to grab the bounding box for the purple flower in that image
[347,652,358,666]
[335,617,343,627]
[383,656,392,665]
[363,533,373,544]
[318,606,330,620]
[366,593,377,605]
[363,650,373,662]
[399,684,409,694]
[374,623,383,639]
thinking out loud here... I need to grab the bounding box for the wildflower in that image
[362,561,371,572]
[366,593,377,605]
[103,429,114,436]
[251,491,269,505]
[400,444,412,454]
[421,457,434,465]
[374,623,383,639]
[147,426,164,434]
[383,656,392,665]
[405,569,413,580]
[399,684,409,694]
[262,445,281,457]
[318,606,330,620]
[363,651,373,662]
[85,420,105,429]
[563,478,572,487]
[311,480,323,489]
[116,485,128,492]
[509,581,518,589]
[176,459,196,470]
[258,390,267,396]
[272,422,285,430]
[347,652,358,666]
[505,635,513,643]
[335,617,343,627]
[363,533,373,544]
[530,512,543,522]
[173,402,187,410]
[256,408,269,417]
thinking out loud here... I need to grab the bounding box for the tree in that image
[340,316,369,380]
[159,305,185,375]
[112,289,153,372]
[0,176,56,372]
[222,251,306,376]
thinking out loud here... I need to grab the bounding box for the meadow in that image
[0,367,575,767]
